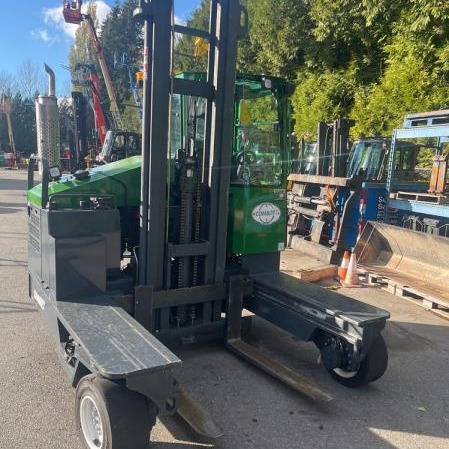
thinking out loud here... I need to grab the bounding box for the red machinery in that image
[75,63,107,146]
[63,0,123,130]
[62,1,83,24]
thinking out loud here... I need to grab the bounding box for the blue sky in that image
[0,0,200,97]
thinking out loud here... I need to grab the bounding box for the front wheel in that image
[327,334,388,388]
[75,374,156,449]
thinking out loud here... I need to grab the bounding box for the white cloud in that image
[42,1,111,40]
[174,15,186,26]
[31,29,51,43]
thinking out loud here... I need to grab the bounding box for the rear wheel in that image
[327,334,388,388]
[75,374,156,449]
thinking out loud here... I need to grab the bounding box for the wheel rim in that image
[79,395,104,449]
[333,368,358,378]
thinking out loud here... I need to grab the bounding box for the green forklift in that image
[27,1,389,449]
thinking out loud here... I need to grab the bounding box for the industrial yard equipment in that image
[28,2,390,449]
[74,63,108,147]
[63,0,123,130]
[288,119,374,262]
[383,109,449,230]
[35,65,60,173]
[63,3,141,168]
[356,221,449,289]
[114,53,143,121]
[287,117,423,262]
[353,111,449,318]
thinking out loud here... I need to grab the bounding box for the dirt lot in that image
[1,168,448,449]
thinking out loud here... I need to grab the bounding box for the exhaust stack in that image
[45,64,56,96]
[35,64,60,173]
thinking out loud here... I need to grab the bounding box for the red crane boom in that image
[63,1,123,130]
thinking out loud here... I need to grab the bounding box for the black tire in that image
[327,334,388,388]
[75,374,156,449]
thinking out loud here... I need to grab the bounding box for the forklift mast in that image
[136,0,247,290]
[70,87,89,170]
[316,118,354,177]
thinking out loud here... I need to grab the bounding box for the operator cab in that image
[347,139,389,180]
[169,73,291,260]
[347,138,418,181]
[231,77,286,187]
[96,130,141,164]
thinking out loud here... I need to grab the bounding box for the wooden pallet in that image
[394,191,449,204]
[359,269,449,321]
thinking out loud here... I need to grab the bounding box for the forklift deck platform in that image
[249,272,390,338]
[56,298,181,379]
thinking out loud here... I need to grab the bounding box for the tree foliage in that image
[100,0,143,130]
[17,59,46,99]
[57,0,449,145]
[174,0,210,73]
[232,0,449,139]
[0,93,37,156]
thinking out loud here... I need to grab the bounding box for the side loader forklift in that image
[28,2,390,449]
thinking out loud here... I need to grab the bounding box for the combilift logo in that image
[251,203,281,226]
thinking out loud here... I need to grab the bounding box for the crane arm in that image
[84,16,123,130]
[115,55,143,121]
[63,1,124,130]
[87,73,108,146]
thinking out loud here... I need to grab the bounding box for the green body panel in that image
[28,72,291,259]
[228,185,286,254]
[27,156,142,208]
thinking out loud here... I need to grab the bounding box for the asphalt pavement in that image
[1,168,448,449]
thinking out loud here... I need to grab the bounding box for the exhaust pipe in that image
[44,63,56,97]
[35,64,60,173]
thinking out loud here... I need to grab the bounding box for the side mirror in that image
[49,165,62,181]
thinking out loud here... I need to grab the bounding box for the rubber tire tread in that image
[328,334,388,388]
[75,374,156,449]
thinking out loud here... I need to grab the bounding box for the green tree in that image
[59,96,74,149]
[237,0,313,79]
[292,68,357,139]
[174,0,210,72]
[10,93,37,157]
[100,0,143,129]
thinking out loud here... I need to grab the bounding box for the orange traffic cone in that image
[342,253,361,287]
[338,251,350,280]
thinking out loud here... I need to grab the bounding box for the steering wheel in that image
[236,150,257,165]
